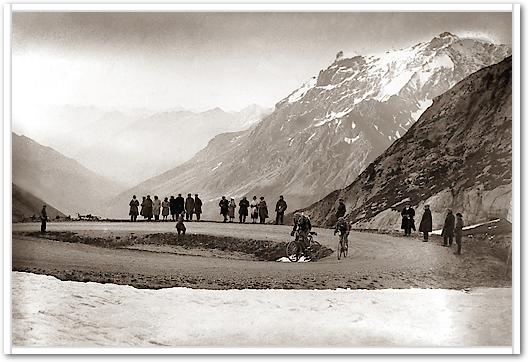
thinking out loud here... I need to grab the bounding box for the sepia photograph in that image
[3,2,521,354]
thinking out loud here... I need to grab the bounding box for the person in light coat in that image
[152,195,161,221]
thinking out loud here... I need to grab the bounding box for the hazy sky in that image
[12,12,512,112]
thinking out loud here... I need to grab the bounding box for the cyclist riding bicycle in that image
[334,216,350,252]
[291,212,312,257]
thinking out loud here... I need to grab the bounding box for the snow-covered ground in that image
[11,272,511,348]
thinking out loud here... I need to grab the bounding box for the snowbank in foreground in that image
[11,272,511,348]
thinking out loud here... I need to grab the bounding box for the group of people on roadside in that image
[401,204,465,255]
[218,195,288,225]
[129,194,203,222]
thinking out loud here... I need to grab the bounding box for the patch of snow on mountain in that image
[411,99,434,121]
[314,109,352,127]
[287,77,317,103]
[344,134,361,144]
[211,162,223,171]
[305,132,317,144]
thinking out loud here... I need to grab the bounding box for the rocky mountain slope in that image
[12,183,65,222]
[12,133,124,216]
[109,33,510,219]
[301,56,512,230]
[13,104,270,186]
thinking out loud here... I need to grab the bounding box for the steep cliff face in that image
[109,33,510,219]
[302,56,512,230]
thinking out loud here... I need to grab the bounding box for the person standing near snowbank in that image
[401,204,415,236]
[441,209,455,247]
[258,197,269,224]
[419,205,432,242]
[454,213,464,255]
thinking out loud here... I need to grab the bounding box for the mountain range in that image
[108,32,511,219]
[301,56,512,230]
[12,183,65,222]
[13,104,270,186]
[12,133,124,216]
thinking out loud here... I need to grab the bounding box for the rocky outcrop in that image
[108,33,510,219]
[301,56,512,230]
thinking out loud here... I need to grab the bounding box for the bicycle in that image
[336,232,348,260]
[285,231,320,262]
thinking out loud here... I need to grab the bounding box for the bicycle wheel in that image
[286,241,301,262]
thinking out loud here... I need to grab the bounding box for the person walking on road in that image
[161,197,170,221]
[250,196,259,223]
[238,196,250,223]
[258,197,269,224]
[441,209,455,247]
[219,196,229,222]
[194,194,203,221]
[129,195,139,222]
[40,205,48,233]
[275,195,288,225]
[185,193,195,221]
[153,195,161,221]
[454,213,464,255]
[419,205,432,242]
[228,198,236,222]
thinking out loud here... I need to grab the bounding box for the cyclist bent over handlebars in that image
[291,212,312,257]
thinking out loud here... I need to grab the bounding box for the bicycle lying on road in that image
[285,231,321,262]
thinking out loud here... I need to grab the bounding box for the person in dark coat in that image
[454,213,464,254]
[418,205,432,242]
[169,196,177,221]
[40,205,48,233]
[441,209,455,247]
[129,195,139,222]
[194,194,203,221]
[140,196,146,218]
[401,204,415,236]
[185,193,195,221]
[175,194,185,219]
[336,199,346,219]
[219,196,229,222]
[143,195,153,221]
[258,197,269,224]
[275,195,288,225]
[239,196,250,223]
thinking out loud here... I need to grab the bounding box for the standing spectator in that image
[275,195,288,225]
[144,195,153,221]
[219,196,229,222]
[250,196,259,223]
[228,198,236,222]
[169,196,177,221]
[258,197,269,224]
[441,209,455,247]
[40,205,48,233]
[419,205,432,242]
[161,197,170,221]
[401,204,415,236]
[152,195,161,221]
[129,195,139,222]
[185,193,195,221]
[194,194,203,221]
[238,196,250,223]
[336,199,346,219]
[140,196,146,218]
[175,194,185,220]
[454,213,464,255]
